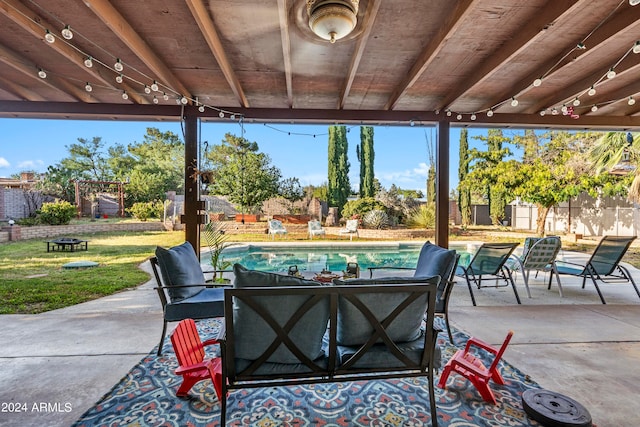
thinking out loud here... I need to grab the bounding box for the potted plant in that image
[202,220,236,283]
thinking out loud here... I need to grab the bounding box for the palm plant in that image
[589,132,639,201]
[202,220,236,282]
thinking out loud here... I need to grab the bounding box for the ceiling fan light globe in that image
[308,1,358,43]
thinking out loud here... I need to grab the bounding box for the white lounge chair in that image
[339,219,359,240]
[268,219,288,239]
[307,220,326,239]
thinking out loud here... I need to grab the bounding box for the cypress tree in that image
[359,126,375,197]
[458,128,472,226]
[327,125,350,214]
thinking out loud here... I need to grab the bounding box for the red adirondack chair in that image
[438,331,514,404]
[170,318,223,399]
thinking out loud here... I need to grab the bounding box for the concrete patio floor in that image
[1,248,639,427]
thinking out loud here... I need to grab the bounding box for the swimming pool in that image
[214,242,474,273]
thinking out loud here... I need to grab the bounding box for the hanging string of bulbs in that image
[440,0,640,121]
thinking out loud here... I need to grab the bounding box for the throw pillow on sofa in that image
[155,242,206,301]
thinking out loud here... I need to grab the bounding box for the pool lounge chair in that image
[550,235,640,304]
[456,242,521,306]
[339,219,359,240]
[308,220,326,239]
[268,219,288,239]
[509,236,564,298]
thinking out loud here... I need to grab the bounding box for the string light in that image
[486,109,494,117]
[84,56,93,68]
[121,91,128,100]
[180,96,188,105]
[115,74,123,83]
[510,97,519,107]
[588,86,596,96]
[539,110,546,116]
[85,82,92,92]
[607,68,616,79]
[61,25,73,40]
[198,105,205,113]
[163,93,169,101]
[629,97,636,106]
[151,81,159,92]
[144,85,151,94]
[533,78,543,87]
[470,114,477,121]
[114,59,123,72]
[37,69,47,79]
[44,30,55,43]
[591,105,598,112]
[634,41,640,54]
[152,96,158,104]
[573,98,580,106]
[456,114,462,120]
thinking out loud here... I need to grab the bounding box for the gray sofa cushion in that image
[164,287,225,321]
[233,263,318,288]
[232,264,330,364]
[155,242,206,301]
[331,276,438,346]
[413,242,457,312]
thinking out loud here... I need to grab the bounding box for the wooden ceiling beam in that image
[82,0,190,102]
[185,0,249,107]
[0,43,94,102]
[0,75,46,101]
[0,0,146,104]
[384,0,476,110]
[339,0,382,109]
[277,0,293,108]
[492,4,639,113]
[530,53,640,114]
[439,0,577,112]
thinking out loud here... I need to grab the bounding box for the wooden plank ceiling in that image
[0,0,639,129]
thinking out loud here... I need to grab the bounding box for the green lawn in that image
[0,231,185,314]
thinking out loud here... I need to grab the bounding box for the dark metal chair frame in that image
[217,281,441,427]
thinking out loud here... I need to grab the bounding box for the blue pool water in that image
[215,243,472,273]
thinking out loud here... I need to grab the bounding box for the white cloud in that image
[378,162,430,185]
[17,160,44,171]
[0,157,9,168]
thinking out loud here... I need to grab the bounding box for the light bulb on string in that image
[85,82,92,92]
[198,105,205,113]
[588,86,596,96]
[456,114,462,120]
[153,96,158,104]
[486,109,494,117]
[629,97,636,106]
[144,85,151,94]
[37,69,47,79]
[115,74,123,83]
[446,110,452,116]
[573,98,580,106]
[121,91,128,100]
[84,57,93,68]
[230,114,236,120]
[180,96,188,105]
[61,25,73,40]
[510,97,519,107]
[591,105,598,112]
[634,41,640,54]
[540,110,546,116]
[219,111,225,118]
[114,59,123,72]
[44,30,55,43]
[561,104,568,114]
[151,81,159,92]
[163,93,169,101]
[533,78,542,87]
[470,114,477,121]
[607,68,616,79]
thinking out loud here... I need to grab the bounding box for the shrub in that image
[342,197,386,219]
[363,209,389,229]
[127,201,163,221]
[406,203,435,229]
[37,200,77,225]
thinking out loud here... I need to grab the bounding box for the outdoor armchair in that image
[268,219,288,239]
[456,242,521,306]
[509,236,563,298]
[339,219,359,240]
[307,220,326,239]
[368,241,459,343]
[151,242,227,355]
[551,235,640,304]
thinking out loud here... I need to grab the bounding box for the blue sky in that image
[0,118,520,192]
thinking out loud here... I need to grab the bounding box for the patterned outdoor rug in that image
[72,319,543,427]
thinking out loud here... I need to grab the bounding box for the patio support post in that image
[436,121,450,248]
[183,113,201,258]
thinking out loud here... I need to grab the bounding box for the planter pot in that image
[209,213,225,221]
[236,214,260,223]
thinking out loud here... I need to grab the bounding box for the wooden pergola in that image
[1,0,639,254]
